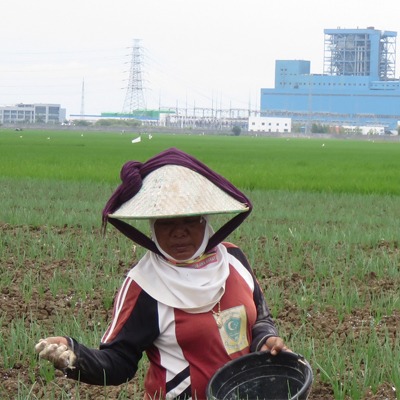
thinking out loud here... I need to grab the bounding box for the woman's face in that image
[153,216,206,260]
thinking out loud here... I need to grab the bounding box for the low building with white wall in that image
[248,116,292,133]
[342,125,385,135]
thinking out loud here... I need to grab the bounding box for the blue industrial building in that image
[260,27,400,131]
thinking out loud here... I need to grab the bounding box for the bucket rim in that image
[206,351,313,400]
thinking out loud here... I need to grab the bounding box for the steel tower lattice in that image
[323,28,396,80]
[122,39,146,113]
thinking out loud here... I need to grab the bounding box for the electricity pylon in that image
[122,39,146,113]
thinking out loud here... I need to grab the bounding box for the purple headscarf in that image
[102,147,252,255]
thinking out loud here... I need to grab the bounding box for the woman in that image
[35,147,288,399]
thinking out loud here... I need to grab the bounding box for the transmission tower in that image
[80,78,85,116]
[122,39,146,113]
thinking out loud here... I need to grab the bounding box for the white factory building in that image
[0,103,66,124]
[248,116,292,133]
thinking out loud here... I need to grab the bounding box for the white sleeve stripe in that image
[115,277,131,315]
[101,277,132,343]
[228,253,255,291]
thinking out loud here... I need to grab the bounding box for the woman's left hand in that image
[260,336,291,355]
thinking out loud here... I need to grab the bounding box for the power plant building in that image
[260,27,400,131]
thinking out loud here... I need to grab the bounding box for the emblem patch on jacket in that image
[215,305,248,354]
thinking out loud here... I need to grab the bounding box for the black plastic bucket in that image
[206,351,313,400]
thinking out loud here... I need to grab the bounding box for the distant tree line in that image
[72,119,142,127]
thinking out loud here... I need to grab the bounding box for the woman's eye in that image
[185,219,198,224]
[155,217,203,229]
[155,221,173,227]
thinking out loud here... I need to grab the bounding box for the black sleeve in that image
[65,289,159,385]
[226,245,279,352]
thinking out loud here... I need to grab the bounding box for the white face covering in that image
[149,216,211,263]
[127,216,231,313]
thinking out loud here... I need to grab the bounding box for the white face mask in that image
[150,216,213,263]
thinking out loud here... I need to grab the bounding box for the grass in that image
[0,128,399,399]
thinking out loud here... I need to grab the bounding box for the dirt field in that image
[0,224,398,399]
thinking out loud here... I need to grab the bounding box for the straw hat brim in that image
[108,165,249,220]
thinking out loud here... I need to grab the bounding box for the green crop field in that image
[1,128,400,194]
[0,128,399,399]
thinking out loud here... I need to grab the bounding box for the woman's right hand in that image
[35,336,76,370]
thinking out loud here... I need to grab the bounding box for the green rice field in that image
[1,128,400,194]
[0,128,399,399]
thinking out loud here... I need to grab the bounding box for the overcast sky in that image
[1,0,399,117]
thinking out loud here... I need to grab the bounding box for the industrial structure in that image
[122,39,146,114]
[0,103,66,124]
[93,38,254,130]
[248,116,291,133]
[260,27,400,132]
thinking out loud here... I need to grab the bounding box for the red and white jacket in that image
[66,243,279,399]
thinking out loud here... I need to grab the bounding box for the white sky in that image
[1,0,399,117]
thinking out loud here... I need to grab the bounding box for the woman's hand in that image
[260,336,291,355]
[35,336,76,370]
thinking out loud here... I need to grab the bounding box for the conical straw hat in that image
[108,165,249,220]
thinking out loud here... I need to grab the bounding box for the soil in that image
[0,223,398,399]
